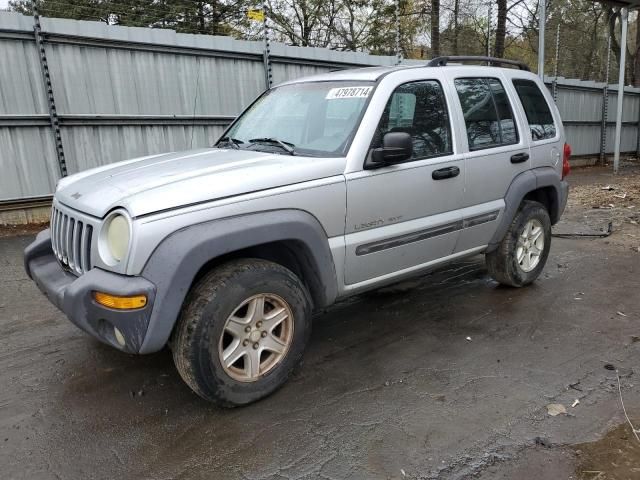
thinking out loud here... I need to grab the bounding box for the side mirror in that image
[367,132,413,168]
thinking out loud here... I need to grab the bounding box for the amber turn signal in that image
[93,291,147,310]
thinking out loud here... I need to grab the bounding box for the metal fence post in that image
[262,1,272,90]
[600,86,609,164]
[33,2,67,177]
[487,1,492,57]
[552,23,560,102]
[395,0,402,65]
[599,34,612,165]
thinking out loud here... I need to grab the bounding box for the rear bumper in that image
[24,229,156,353]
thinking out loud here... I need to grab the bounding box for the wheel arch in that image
[139,210,338,353]
[523,186,558,223]
[487,167,565,252]
[190,239,326,308]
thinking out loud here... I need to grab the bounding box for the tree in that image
[633,13,640,87]
[495,0,507,57]
[331,0,387,52]
[9,0,112,22]
[264,0,328,46]
[451,0,459,55]
[10,0,639,84]
[9,0,250,34]
[431,0,440,56]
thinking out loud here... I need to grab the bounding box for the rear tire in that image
[486,200,551,287]
[171,259,312,407]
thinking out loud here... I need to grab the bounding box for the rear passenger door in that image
[450,76,531,252]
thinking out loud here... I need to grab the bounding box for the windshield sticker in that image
[326,86,373,100]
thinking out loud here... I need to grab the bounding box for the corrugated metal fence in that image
[552,78,640,158]
[1,11,639,202]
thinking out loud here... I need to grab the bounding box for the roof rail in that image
[427,56,530,71]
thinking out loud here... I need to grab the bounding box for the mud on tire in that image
[486,200,552,287]
[171,258,312,407]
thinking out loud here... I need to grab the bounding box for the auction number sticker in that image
[326,86,373,99]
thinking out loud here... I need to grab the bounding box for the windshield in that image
[219,81,375,157]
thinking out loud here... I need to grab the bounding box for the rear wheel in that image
[171,259,312,406]
[486,200,551,287]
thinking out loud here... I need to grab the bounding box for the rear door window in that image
[454,77,519,150]
[512,79,557,141]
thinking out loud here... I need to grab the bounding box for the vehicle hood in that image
[55,148,346,218]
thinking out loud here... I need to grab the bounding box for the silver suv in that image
[25,56,570,406]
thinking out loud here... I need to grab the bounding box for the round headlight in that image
[106,214,130,262]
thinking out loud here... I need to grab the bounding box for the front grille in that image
[51,205,93,275]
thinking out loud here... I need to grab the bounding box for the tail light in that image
[562,143,571,179]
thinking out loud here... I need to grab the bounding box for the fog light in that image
[93,291,147,310]
[114,327,126,347]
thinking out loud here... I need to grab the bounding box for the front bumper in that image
[24,229,156,353]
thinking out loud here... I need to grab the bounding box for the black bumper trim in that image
[24,229,157,353]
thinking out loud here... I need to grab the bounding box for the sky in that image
[0,0,9,9]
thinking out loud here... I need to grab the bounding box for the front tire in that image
[171,259,312,407]
[486,200,551,287]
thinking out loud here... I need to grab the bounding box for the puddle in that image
[574,423,640,479]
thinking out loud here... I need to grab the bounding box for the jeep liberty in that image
[24,56,570,406]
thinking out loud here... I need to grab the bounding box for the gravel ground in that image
[1,166,639,480]
[557,162,640,253]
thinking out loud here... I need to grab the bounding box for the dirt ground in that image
[0,222,46,238]
[558,161,640,253]
[1,165,640,480]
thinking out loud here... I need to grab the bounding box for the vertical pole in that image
[636,92,640,157]
[395,2,404,118]
[33,1,67,178]
[487,1,492,57]
[538,0,546,78]
[600,89,609,164]
[600,34,611,165]
[613,7,628,174]
[552,23,560,102]
[395,0,402,64]
[262,1,272,90]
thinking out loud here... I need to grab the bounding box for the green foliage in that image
[9,0,248,34]
[10,0,111,21]
[8,0,640,83]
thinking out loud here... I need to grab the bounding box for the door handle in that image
[510,152,530,163]
[432,166,460,180]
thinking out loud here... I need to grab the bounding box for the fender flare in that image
[487,167,567,252]
[139,209,338,353]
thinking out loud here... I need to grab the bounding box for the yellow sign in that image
[247,9,265,22]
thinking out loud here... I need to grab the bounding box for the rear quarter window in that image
[512,79,557,141]
[454,77,518,151]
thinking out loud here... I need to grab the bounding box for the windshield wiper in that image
[217,137,243,149]
[248,137,295,155]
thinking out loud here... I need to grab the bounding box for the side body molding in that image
[487,167,567,252]
[139,209,338,353]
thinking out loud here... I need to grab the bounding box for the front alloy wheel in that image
[171,259,312,407]
[219,294,294,382]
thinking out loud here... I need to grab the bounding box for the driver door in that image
[344,80,466,286]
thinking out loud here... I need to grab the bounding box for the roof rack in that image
[427,56,530,71]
